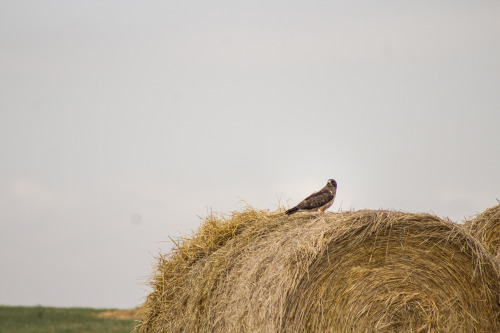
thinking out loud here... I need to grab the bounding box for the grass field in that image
[0,306,138,333]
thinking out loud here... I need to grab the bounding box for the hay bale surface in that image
[138,209,500,332]
[465,203,500,257]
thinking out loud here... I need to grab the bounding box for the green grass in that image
[0,306,137,333]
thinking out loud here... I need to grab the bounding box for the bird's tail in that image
[285,207,299,215]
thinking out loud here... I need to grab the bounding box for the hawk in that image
[285,179,337,215]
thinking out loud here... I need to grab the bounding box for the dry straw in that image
[137,208,500,332]
[465,203,500,258]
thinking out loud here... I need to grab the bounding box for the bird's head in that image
[327,179,337,187]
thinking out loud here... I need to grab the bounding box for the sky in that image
[1,0,500,309]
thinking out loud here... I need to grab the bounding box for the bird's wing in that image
[296,188,334,210]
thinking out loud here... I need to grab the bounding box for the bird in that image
[285,179,337,215]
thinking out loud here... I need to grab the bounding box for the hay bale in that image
[465,203,500,257]
[138,209,500,332]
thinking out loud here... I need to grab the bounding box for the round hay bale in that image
[465,203,500,257]
[138,209,500,332]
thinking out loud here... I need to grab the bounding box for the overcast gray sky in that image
[1,0,499,309]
